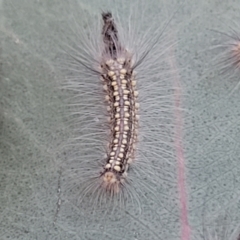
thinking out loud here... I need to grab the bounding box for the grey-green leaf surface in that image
[1,0,240,240]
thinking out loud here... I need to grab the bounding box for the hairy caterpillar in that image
[208,16,240,95]
[1,0,193,239]
[2,0,240,239]
[56,0,182,215]
[96,11,139,194]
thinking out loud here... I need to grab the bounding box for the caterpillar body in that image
[99,12,139,194]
